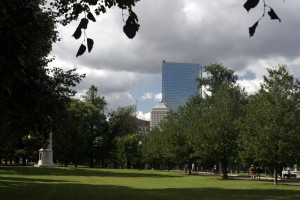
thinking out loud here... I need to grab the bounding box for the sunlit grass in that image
[0,166,299,200]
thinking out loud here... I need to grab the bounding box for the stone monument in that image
[35,131,55,167]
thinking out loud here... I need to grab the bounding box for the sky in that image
[49,0,300,121]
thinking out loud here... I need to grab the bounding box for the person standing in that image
[249,165,255,179]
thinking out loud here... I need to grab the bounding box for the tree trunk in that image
[221,158,228,179]
[101,158,104,168]
[188,160,192,175]
[90,151,94,168]
[22,156,26,166]
[15,156,19,164]
[274,167,278,185]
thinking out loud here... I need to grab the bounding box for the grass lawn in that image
[0,166,299,200]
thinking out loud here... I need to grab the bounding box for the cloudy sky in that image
[49,0,300,121]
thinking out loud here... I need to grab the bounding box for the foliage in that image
[142,127,170,169]
[197,63,237,94]
[194,64,247,179]
[244,0,282,37]
[50,0,141,56]
[115,134,140,168]
[108,105,139,137]
[199,83,247,179]
[159,98,205,173]
[82,85,108,167]
[54,99,104,167]
[82,85,107,111]
[238,65,300,184]
[0,0,85,163]
[48,0,287,57]
[144,64,247,178]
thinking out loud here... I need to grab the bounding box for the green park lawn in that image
[0,166,299,200]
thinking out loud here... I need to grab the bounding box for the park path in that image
[196,171,300,186]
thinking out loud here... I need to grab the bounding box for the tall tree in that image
[54,99,102,167]
[197,63,237,94]
[115,134,139,169]
[160,97,203,174]
[239,65,300,184]
[143,127,171,170]
[108,105,138,137]
[82,85,107,167]
[82,85,107,111]
[0,0,85,163]
[197,64,247,179]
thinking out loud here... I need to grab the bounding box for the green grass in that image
[0,166,299,200]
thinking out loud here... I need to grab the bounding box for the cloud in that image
[237,79,261,95]
[154,93,162,101]
[141,92,154,100]
[105,92,135,111]
[136,111,151,121]
[141,92,162,101]
[50,0,300,115]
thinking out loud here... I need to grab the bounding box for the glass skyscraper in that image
[162,61,202,111]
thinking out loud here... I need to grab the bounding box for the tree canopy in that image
[239,65,300,184]
[0,0,85,163]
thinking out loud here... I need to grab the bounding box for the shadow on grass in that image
[0,166,180,178]
[0,176,73,186]
[0,180,299,200]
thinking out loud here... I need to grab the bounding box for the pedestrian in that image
[249,165,255,179]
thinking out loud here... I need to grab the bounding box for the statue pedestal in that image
[34,148,55,167]
[34,131,55,168]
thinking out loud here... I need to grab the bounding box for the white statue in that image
[35,131,55,167]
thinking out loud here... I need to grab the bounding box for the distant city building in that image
[136,118,150,135]
[162,61,202,111]
[150,101,169,128]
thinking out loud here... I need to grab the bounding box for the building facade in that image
[136,118,150,135]
[162,61,202,111]
[150,101,169,128]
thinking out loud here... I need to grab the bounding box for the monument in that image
[35,131,55,167]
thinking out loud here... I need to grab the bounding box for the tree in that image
[0,0,85,162]
[239,65,300,184]
[160,97,204,174]
[81,85,107,167]
[143,127,171,170]
[197,63,237,94]
[143,96,204,173]
[202,84,246,179]
[197,64,247,179]
[108,105,138,137]
[115,134,139,168]
[55,99,97,167]
[82,85,107,111]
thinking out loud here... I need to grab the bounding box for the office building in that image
[162,61,202,111]
[150,101,169,128]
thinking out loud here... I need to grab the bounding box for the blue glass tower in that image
[162,61,202,111]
